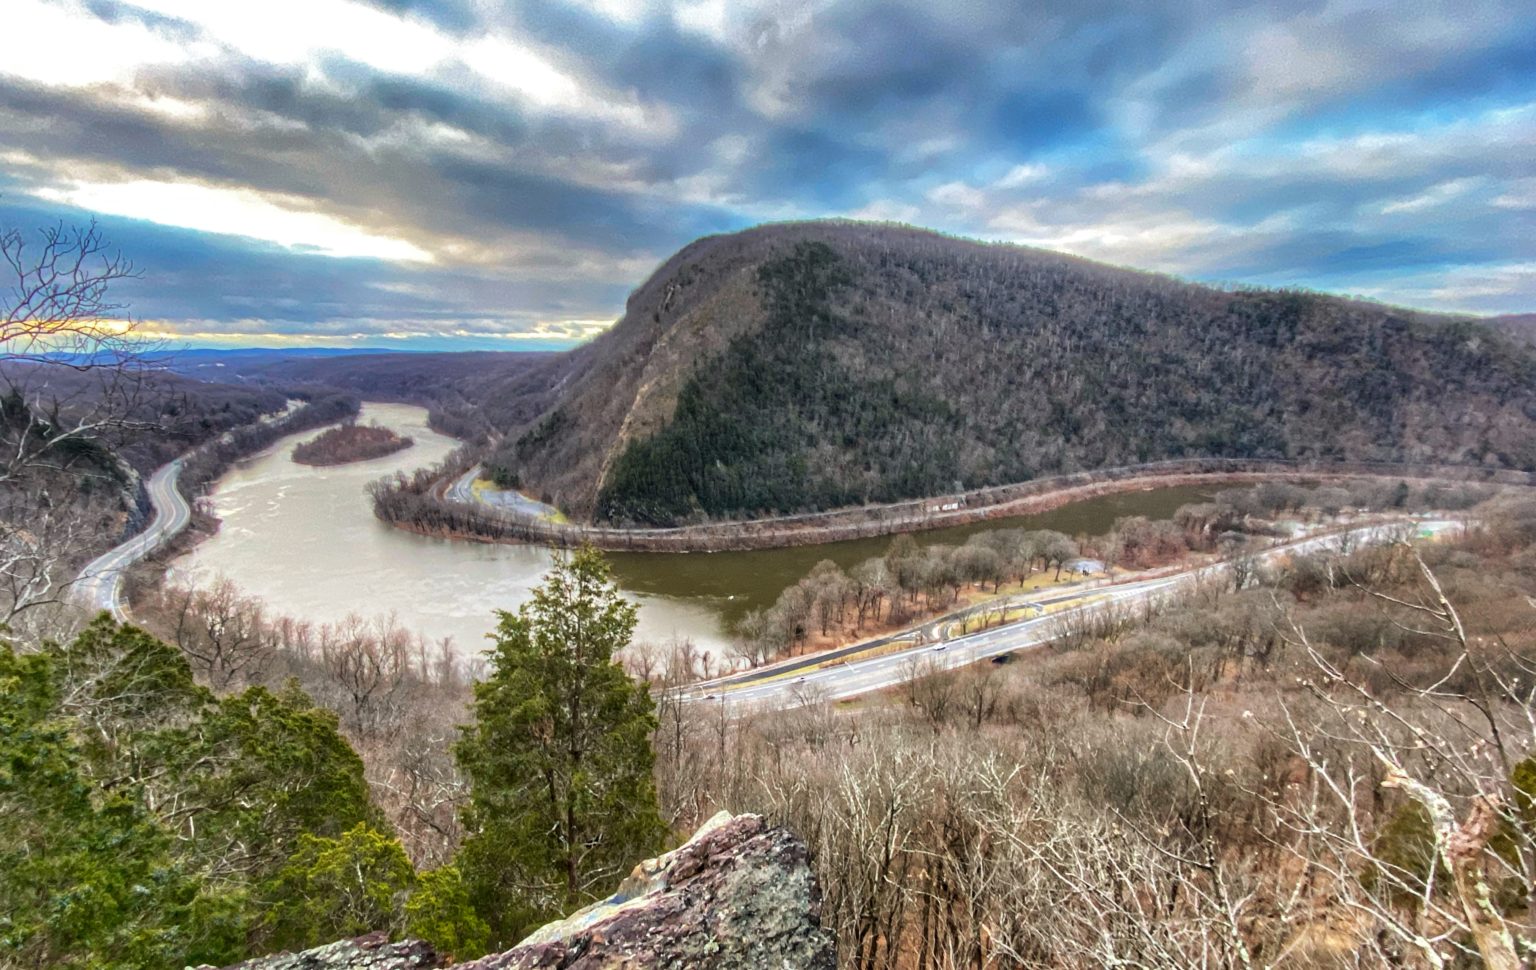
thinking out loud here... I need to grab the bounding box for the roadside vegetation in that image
[648,492,1536,968]
[292,421,413,466]
[731,477,1498,669]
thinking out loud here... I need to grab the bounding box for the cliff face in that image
[218,813,834,970]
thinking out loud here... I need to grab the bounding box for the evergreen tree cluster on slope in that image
[1,547,661,967]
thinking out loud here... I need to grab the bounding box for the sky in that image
[2,0,1533,350]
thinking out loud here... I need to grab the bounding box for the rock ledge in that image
[218,812,833,970]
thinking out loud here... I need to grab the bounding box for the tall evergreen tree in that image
[455,546,664,948]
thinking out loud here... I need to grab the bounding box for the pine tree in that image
[262,823,416,951]
[0,619,394,967]
[0,646,206,969]
[455,545,664,948]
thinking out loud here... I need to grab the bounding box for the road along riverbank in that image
[74,459,191,620]
[72,397,353,621]
[690,518,1460,711]
[375,455,1532,553]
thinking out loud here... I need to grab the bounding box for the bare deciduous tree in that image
[0,218,162,633]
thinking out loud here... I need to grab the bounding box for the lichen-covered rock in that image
[214,813,832,970]
[461,812,834,970]
[207,932,438,970]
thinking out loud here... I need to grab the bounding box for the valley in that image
[9,4,1536,964]
[152,401,1235,657]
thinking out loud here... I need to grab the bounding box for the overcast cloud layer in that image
[2,0,1533,349]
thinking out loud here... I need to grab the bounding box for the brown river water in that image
[169,403,1215,657]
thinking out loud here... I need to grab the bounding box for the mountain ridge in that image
[481,221,1536,527]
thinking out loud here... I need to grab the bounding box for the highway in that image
[73,398,314,618]
[446,465,562,518]
[73,458,191,620]
[445,467,478,503]
[686,518,1453,712]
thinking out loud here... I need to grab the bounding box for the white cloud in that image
[3,0,212,87]
[458,36,665,132]
[563,0,656,26]
[14,0,665,133]
[926,181,987,209]
[997,163,1049,188]
[1353,262,1536,313]
[126,0,454,75]
[987,203,1243,276]
[1380,177,1486,215]
[33,179,434,263]
[844,199,922,223]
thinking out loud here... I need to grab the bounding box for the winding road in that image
[73,458,190,620]
[688,518,1454,711]
[73,400,309,620]
[447,465,562,518]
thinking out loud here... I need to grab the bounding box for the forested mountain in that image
[478,221,1536,526]
[1490,313,1536,346]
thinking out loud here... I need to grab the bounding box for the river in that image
[170,402,1217,658]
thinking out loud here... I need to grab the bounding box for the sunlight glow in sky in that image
[1,0,1531,348]
[34,179,436,263]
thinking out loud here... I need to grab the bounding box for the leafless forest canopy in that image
[409,223,1532,526]
[119,486,1536,968]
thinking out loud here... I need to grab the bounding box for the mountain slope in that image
[489,221,1536,526]
[1490,313,1536,346]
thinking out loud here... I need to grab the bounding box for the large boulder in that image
[212,933,438,969]
[463,811,835,969]
[216,812,833,970]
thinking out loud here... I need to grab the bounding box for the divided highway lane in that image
[693,519,1455,712]
[73,458,190,620]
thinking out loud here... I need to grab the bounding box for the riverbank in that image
[375,456,1535,553]
[161,403,733,656]
[79,396,361,621]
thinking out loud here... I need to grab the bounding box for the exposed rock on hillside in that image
[464,812,834,970]
[218,813,833,970]
[211,933,438,969]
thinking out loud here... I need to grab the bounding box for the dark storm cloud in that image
[2,0,1531,344]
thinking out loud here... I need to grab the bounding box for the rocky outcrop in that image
[464,811,835,970]
[218,812,833,970]
[212,932,438,969]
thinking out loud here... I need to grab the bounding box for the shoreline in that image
[381,459,1532,554]
[118,404,364,616]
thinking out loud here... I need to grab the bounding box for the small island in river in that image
[292,422,414,466]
